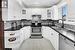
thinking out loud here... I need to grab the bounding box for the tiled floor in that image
[18,38,55,50]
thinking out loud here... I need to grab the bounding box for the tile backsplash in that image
[4,20,21,30]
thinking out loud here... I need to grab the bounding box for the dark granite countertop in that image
[50,26,75,43]
[4,25,22,31]
[55,23,75,32]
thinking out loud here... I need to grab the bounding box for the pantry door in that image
[0,0,4,50]
[0,22,4,50]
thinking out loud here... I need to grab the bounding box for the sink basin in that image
[52,26,62,30]
[17,0,62,8]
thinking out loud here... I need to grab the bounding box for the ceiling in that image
[16,0,62,8]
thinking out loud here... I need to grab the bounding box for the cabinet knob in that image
[64,37,66,40]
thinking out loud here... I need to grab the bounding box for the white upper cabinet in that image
[8,0,22,21]
[49,6,59,20]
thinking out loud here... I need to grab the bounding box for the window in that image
[62,4,68,17]
[2,0,8,8]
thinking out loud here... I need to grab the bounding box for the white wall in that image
[66,0,75,19]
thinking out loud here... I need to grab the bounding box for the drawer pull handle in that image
[74,44,75,46]
[10,33,15,35]
[8,37,16,42]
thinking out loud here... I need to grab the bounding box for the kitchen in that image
[0,0,75,50]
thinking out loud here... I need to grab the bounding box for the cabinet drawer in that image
[4,31,20,37]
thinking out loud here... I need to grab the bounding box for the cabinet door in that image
[42,26,51,39]
[53,30,59,50]
[49,29,54,45]
[50,29,59,50]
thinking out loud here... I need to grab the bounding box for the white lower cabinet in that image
[42,26,59,50]
[4,30,23,50]
[50,29,59,50]
[21,26,31,40]
[4,26,31,50]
